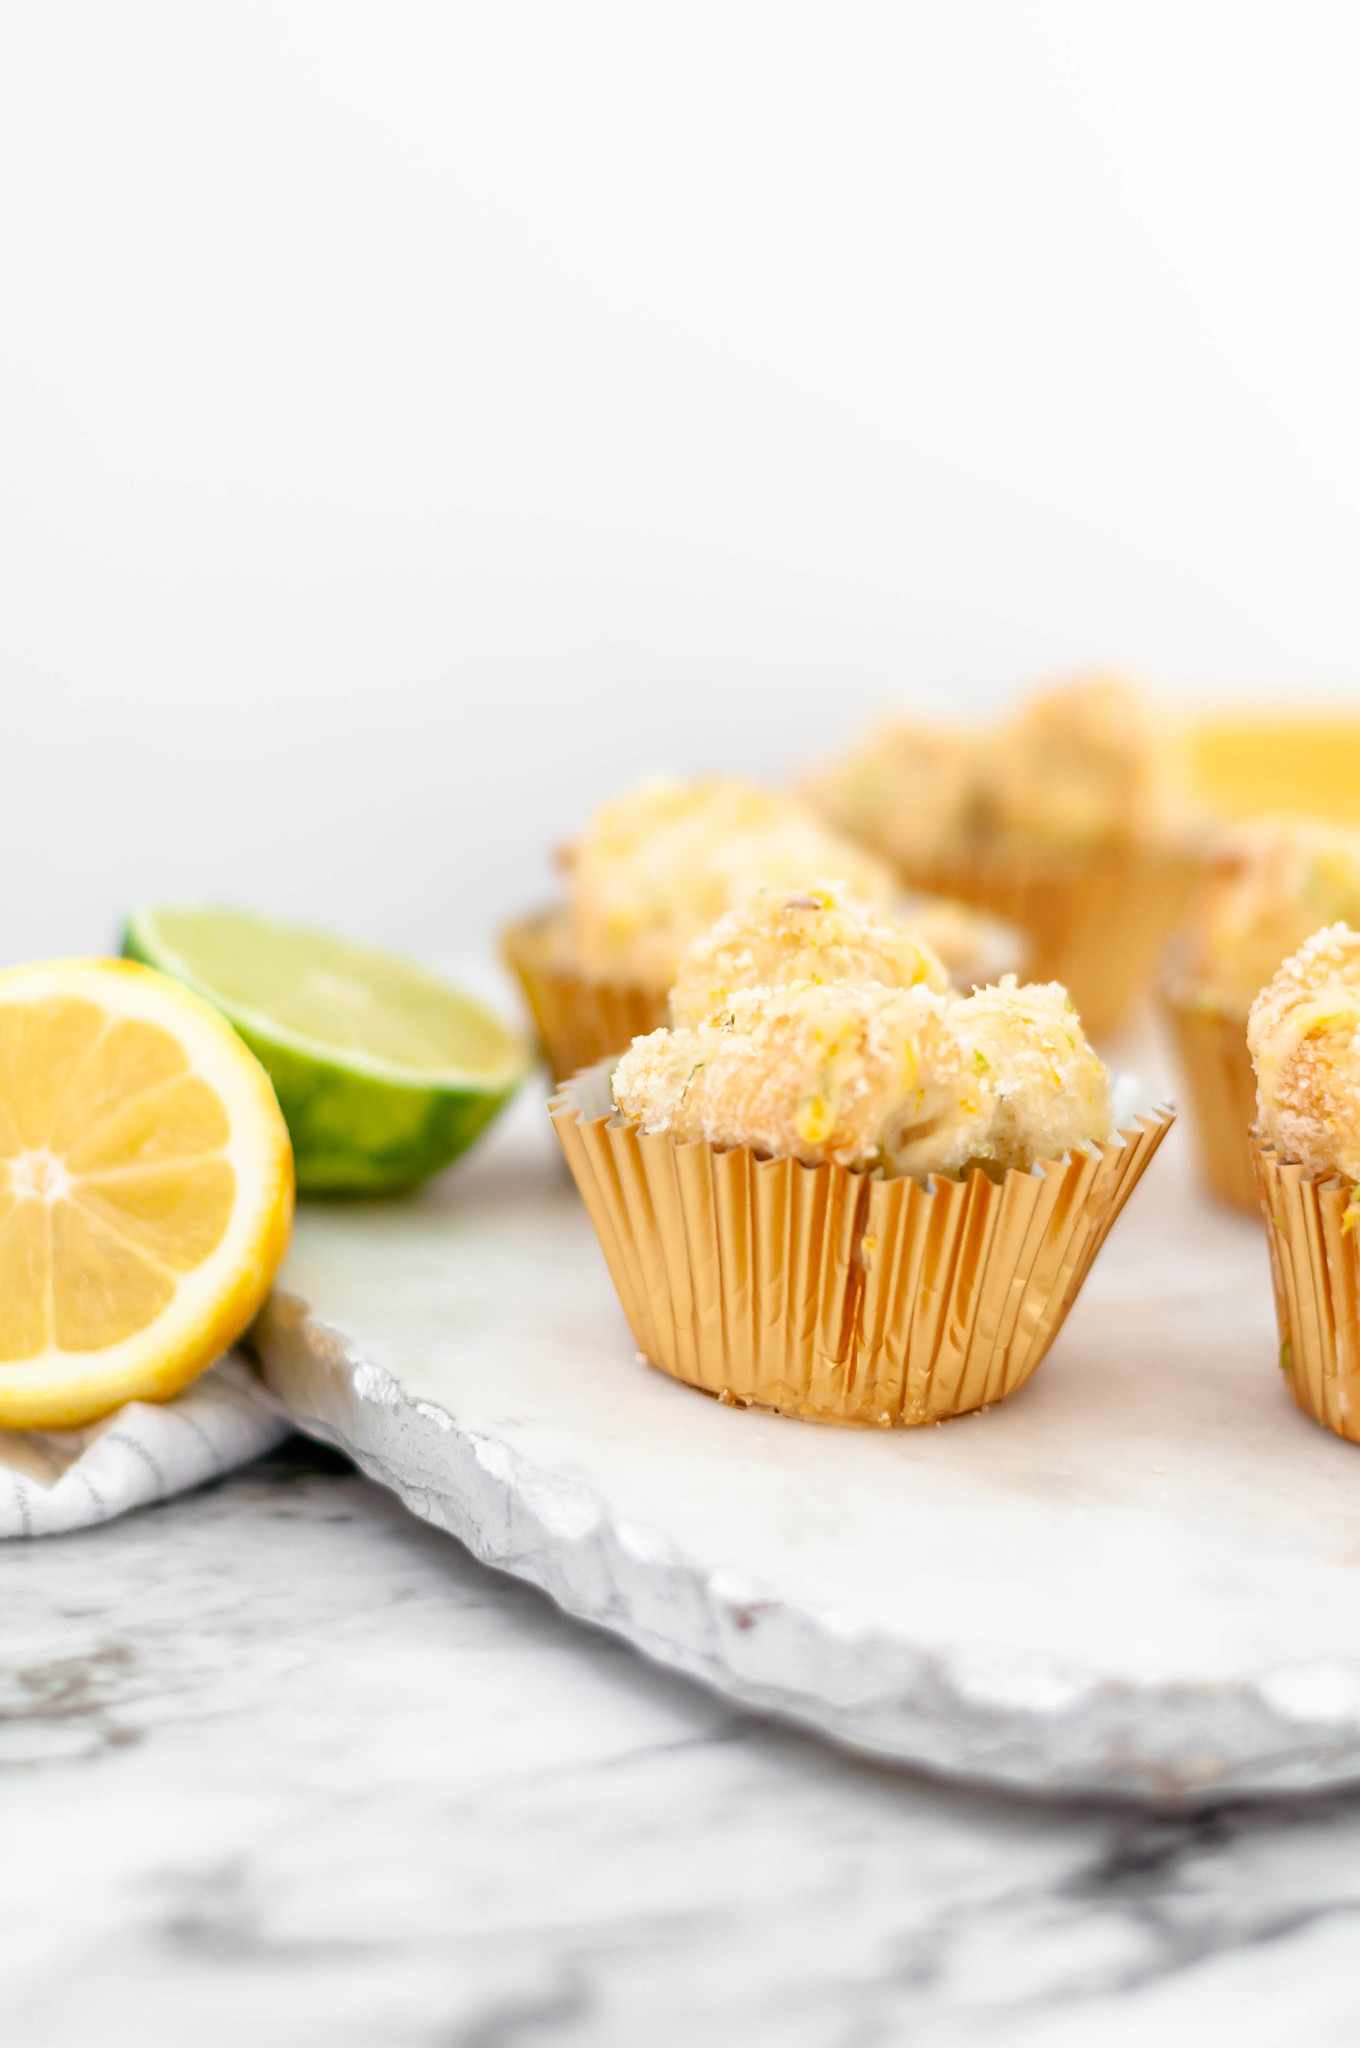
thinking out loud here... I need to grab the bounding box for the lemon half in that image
[0,958,294,1429]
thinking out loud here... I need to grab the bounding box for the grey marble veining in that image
[256,1066,1360,1803]
[6,1446,1360,2048]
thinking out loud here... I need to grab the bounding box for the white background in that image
[3,3,1359,977]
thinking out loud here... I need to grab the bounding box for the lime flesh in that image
[123,907,529,1194]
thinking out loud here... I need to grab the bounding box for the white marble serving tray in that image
[255,1080,1360,1806]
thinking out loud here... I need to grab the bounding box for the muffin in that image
[802,674,1200,1038]
[552,902,1171,1425]
[1163,817,1360,1211]
[667,882,949,1029]
[503,777,1022,1081]
[1249,925,1360,1443]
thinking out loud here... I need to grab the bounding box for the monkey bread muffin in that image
[667,882,949,1030]
[616,981,992,1179]
[554,899,1169,1425]
[619,970,1115,1181]
[1250,926,1360,1444]
[803,675,1200,1037]
[564,778,894,991]
[503,778,1022,1080]
[1163,818,1360,1211]
[1250,924,1360,1183]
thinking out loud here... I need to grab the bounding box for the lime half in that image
[123,907,529,1194]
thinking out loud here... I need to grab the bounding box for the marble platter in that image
[254,1080,1360,1807]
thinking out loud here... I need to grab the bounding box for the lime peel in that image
[123,907,529,1194]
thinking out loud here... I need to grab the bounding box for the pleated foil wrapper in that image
[1159,984,1259,1214]
[553,1063,1173,1427]
[892,844,1200,1040]
[502,912,666,1083]
[1253,1138,1360,1445]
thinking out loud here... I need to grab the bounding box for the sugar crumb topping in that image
[562,777,896,991]
[613,892,1114,1180]
[1249,922,1360,1181]
[1181,816,1360,1015]
[801,674,1184,868]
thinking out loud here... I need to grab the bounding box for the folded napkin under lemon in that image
[0,1353,291,1539]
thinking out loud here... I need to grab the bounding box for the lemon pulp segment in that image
[0,997,238,1359]
[0,960,293,1428]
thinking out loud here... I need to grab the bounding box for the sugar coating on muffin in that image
[669,882,948,1029]
[803,674,1185,867]
[1249,923,1360,1182]
[955,977,1114,1173]
[1181,817,1360,1016]
[561,777,896,991]
[614,972,1115,1180]
[614,982,990,1177]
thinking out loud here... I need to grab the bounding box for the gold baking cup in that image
[501,912,666,1083]
[1253,1138,1360,1444]
[1159,985,1258,1214]
[553,1063,1173,1426]
[892,845,1200,1039]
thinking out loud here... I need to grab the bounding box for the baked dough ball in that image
[1181,817,1360,1015]
[988,674,1175,849]
[954,976,1114,1173]
[801,674,1184,867]
[615,973,1116,1180]
[1248,923,1360,1182]
[800,719,986,870]
[614,981,992,1178]
[668,882,948,1029]
[562,777,896,990]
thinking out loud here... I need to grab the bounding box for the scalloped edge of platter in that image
[255,1289,1360,1808]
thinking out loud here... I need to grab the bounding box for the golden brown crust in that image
[1248,923,1360,1181]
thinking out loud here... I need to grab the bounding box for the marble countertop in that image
[5,1442,1360,2047]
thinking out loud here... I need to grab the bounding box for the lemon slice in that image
[1187,713,1360,823]
[123,906,530,1193]
[0,958,294,1429]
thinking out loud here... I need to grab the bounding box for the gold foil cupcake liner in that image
[502,912,666,1083]
[894,844,1200,1040]
[1159,986,1258,1215]
[1253,1138,1360,1444]
[553,1063,1173,1426]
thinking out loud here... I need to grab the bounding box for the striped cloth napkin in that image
[0,1353,292,1538]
